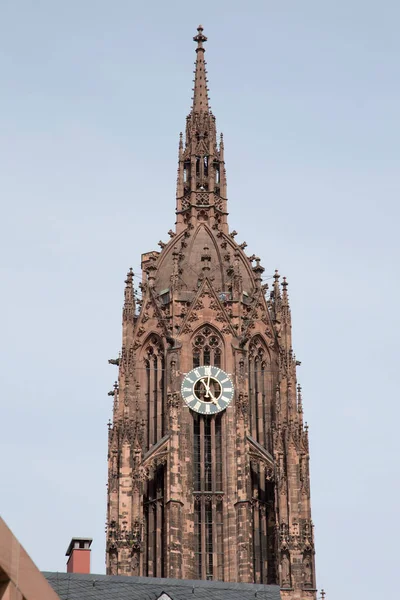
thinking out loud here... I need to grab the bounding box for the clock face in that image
[181,365,234,415]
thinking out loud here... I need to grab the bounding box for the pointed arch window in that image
[204,155,209,177]
[191,326,224,580]
[213,160,220,184]
[144,462,165,578]
[143,336,165,448]
[143,335,166,578]
[248,337,270,446]
[250,463,276,584]
[192,326,222,369]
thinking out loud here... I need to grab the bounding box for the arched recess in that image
[191,323,225,370]
[190,323,225,581]
[248,335,277,585]
[140,334,165,450]
[248,335,272,447]
[140,334,166,579]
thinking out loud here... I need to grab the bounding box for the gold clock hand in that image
[200,377,210,398]
[200,378,218,404]
[207,388,218,404]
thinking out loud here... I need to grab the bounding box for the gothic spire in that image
[192,25,210,113]
[175,26,228,234]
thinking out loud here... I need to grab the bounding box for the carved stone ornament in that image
[279,523,290,551]
[167,392,181,410]
[193,299,204,310]
[130,551,140,574]
[182,323,193,334]
[281,551,291,587]
[249,453,275,481]
[196,191,209,205]
[181,197,190,210]
[279,474,287,496]
[236,393,249,418]
[109,550,118,575]
[168,542,181,551]
[132,464,149,490]
[302,520,314,552]
[149,453,168,471]
[303,553,313,587]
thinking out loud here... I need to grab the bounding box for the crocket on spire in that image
[192,25,210,113]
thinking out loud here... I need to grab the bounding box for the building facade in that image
[106,26,317,600]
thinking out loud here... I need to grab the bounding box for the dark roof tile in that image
[43,572,281,600]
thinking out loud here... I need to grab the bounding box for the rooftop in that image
[44,572,281,600]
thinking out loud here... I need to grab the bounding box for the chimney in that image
[66,538,92,574]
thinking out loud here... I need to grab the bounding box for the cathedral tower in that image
[106,26,317,600]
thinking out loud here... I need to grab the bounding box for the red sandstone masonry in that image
[105,26,317,600]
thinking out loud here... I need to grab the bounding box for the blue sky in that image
[1,2,399,599]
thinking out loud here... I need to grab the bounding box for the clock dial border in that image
[181,365,234,415]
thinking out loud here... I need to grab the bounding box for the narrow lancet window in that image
[192,326,224,580]
[248,337,270,445]
[144,336,165,448]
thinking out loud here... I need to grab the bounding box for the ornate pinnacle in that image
[125,267,133,285]
[123,268,135,322]
[219,133,224,158]
[176,132,184,197]
[282,276,289,305]
[252,257,265,287]
[273,269,281,300]
[146,260,157,288]
[124,268,134,300]
[297,384,303,414]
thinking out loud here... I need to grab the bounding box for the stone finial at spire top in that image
[192,25,210,113]
[193,24,207,48]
